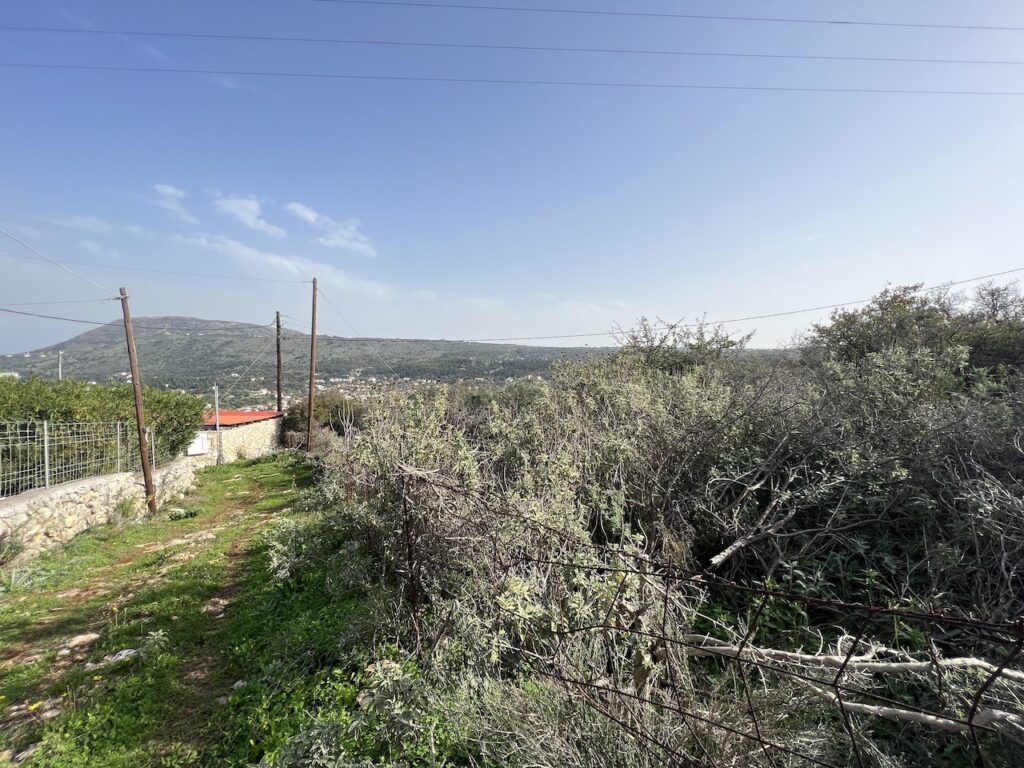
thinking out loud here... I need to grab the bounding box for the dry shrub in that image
[289,289,1024,767]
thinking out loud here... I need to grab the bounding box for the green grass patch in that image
[0,453,383,767]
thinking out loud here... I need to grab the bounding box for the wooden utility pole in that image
[275,311,284,413]
[306,278,318,452]
[119,287,157,515]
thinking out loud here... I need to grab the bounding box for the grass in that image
[0,454,377,767]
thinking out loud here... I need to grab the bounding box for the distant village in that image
[2,351,543,412]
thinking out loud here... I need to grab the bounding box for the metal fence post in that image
[1,420,187,497]
[43,420,51,488]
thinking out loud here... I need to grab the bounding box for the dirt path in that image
[0,455,314,767]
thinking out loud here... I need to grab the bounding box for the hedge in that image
[0,378,204,457]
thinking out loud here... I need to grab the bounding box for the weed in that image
[0,531,24,567]
[109,496,136,526]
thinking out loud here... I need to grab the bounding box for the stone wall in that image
[208,417,282,464]
[0,456,200,562]
[0,419,283,562]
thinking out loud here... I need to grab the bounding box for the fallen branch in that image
[679,635,1024,684]
[808,684,1024,743]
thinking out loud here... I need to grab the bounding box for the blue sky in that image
[2,0,1023,352]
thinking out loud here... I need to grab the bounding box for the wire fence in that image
[0,421,172,498]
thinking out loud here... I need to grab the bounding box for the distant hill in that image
[1,317,612,407]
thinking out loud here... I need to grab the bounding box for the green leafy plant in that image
[0,378,204,459]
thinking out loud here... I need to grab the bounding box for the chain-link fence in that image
[0,421,170,499]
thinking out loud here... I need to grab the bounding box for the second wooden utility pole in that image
[119,287,157,515]
[306,278,318,452]
[275,310,284,413]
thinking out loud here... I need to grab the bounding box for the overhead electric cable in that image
[460,265,1024,343]
[281,318,314,336]
[0,226,116,296]
[0,307,113,326]
[316,286,403,379]
[0,298,119,307]
[6,268,1021,346]
[0,306,277,332]
[219,334,278,398]
[311,0,1024,33]
[4,62,1024,97]
[5,25,1024,67]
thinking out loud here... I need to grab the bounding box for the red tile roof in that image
[203,410,282,427]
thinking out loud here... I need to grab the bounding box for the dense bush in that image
[0,377,204,456]
[283,391,366,440]
[806,282,1024,372]
[277,283,1024,767]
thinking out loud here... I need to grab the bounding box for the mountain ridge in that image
[2,317,612,406]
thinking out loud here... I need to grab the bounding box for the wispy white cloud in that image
[176,234,392,299]
[204,74,243,90]
[59,9,246,92]
[58,10,169,62]
[284,202,318,225]
[77,240,120,260]
[39,215,146,236]
[213,195,286,238]
[0,222,42,239]
[116,33,168,62]
[284,202,377,258]
[152,184,198,225]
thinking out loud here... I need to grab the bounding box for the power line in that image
[312,0,1024,33]
[0,298,119,307]
[5,61,1024,97]
[280,319,314,337]
[460,265,1024,343]
[3,250,310,284]
[5,267,1020,347]
[220,334,279,399]
[0,226,116,296]
[0,307,113,326]
[6,25,1024,67]
[0,306,277,333]
[316,286,403,379]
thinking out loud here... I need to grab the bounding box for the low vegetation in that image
[3,283,1023,767]
[0,378,203,457]
[286,282,1023,767]
[282,390,366,446]
[1,456,387,767]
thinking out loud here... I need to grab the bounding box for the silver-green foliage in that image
[296,290,1024,767]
